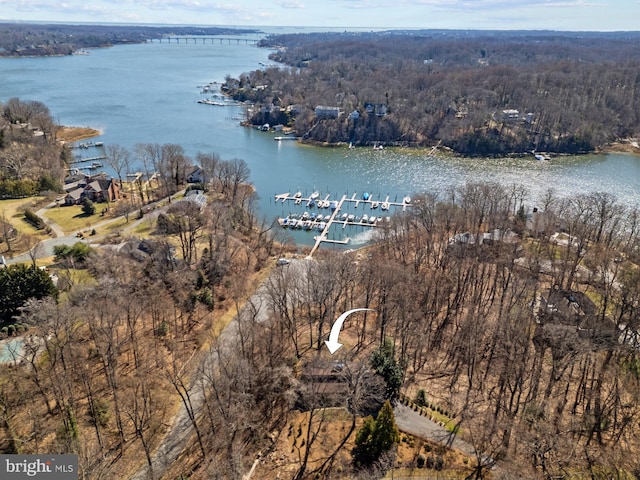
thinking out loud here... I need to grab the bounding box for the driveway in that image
[6,190,185,266]
[129,258,302,480]
[394,404,477,458]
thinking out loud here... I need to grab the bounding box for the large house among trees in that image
[63,173,120,205]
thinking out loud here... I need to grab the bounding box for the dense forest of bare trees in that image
[2,84,640,476]
[225,31,640,156]
[0,23,258,57]
[4,169,639,478]
[0,97,67,197]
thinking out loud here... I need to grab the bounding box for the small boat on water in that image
[403,196,411,204]
[362,214,369,223]
[363,192,370,201]
[371,201,379,209]
[302,212,310,220]
[369,215,376,224]
[347,214,355,222]
[341,213,348,221]
[278,217,290,227]
[294,191,302,198]
[310,191,320,200]
[331,201,338,210]
[381,201,390,210]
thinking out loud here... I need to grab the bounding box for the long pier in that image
[148,37,259,45]
[275,191,412,257]
[70,155,107,164]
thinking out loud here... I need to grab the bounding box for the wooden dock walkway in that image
[71,155,107,164]
[275,190,412,257]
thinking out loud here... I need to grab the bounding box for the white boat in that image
[294,191,302,198]
[403,196,411,204]
[302,212,310,220]
[381,201,390,210]
[324,215,332,221]
[362,214,369,223]
[369,215,376,224]
[310,191,320,200]
[371,201,379,209]
[341,213,348,221]
[318,222,326,230]
[347,214,355,222]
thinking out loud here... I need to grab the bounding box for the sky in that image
[1,0,639,31]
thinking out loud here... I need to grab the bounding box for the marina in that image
[274,190,412,256]
[3,33,638,251]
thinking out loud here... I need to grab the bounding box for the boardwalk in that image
[274,190,412,256]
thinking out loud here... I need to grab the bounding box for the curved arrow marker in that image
[325,308,375,354]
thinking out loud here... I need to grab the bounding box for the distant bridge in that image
[147,37,259,45]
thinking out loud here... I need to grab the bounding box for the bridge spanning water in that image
[147,37,259,45]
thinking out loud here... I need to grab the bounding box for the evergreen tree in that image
[371,338,404,400]
[0,264,58,323]
[352,400,400,468]
[81,197,95,216]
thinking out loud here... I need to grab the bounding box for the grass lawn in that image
[131,219,154,235]
[40,204,101,234]
[0,197,47,236]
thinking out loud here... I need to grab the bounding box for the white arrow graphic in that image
[325,308,375,354]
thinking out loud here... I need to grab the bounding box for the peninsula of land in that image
[0,23,259,57]
[224,30,640,157]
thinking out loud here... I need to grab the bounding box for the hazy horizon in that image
[1,0,638,32]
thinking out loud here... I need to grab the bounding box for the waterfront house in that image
[186,166,206,184]
[500,109,520,121]
[63,188,84,206]
[63,174,119,205]
[314,105,341,118]
[286,104,304,115]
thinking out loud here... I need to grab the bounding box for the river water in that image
[2,29,639,246]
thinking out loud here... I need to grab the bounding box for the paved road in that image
[129,258,305,480]
[6,190,185,265]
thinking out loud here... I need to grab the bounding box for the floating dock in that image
[71,155,107,164]
[275,190,412,256]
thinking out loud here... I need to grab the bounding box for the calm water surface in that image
[1,35,639,246]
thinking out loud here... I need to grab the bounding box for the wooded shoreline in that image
[226,30,640,158]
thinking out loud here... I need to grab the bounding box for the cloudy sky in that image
[1,0,638,31]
